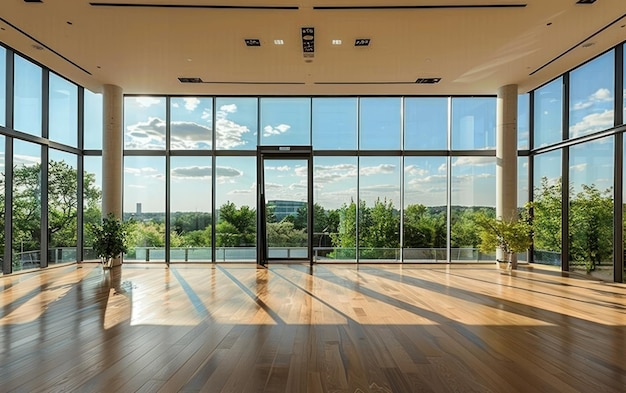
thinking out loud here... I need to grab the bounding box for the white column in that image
[496,84,518,221]
[102,84,124,266]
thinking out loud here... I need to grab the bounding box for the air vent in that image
[178,77,204,83]
[355,39,370,47]
[24,0,43,2]
[244,39,261,46]
[576,0,596,4]
[415,78,442,84]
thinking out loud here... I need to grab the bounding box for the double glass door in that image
[257,147,313,266]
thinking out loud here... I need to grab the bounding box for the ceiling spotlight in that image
[244,39,261,47]
[355,38,370,47]
[274,39,284,45]
[332,39,342,45]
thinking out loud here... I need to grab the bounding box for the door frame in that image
[257,146,313,267]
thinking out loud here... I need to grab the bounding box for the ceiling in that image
[1,0,625,96]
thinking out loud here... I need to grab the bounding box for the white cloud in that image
[313,164,358,184]
[184,97,200,111]
[451,156,494,167]
[215,166,243,184]
[215,118,250,149]
[266,165,291,172]
[404,165,428,177]
[571,88,613,111]
[570,109,614,138]
[135,97,161,108]
[219,104,237,113]
[171,166,212,179]
[570,163,587,172]
[125,166,160,177]
[13,154,41,166]
[169,121,212,149]
[360,164,396,176]
[125,117,166,149]
[263,124,290,137]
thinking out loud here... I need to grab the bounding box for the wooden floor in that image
[1,263,625,393]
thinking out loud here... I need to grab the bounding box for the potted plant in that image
[475,212,532,270]
[88,213,130,269]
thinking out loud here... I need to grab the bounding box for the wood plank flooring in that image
[1,263,625,392]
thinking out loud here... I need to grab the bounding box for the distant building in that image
[136,203,142,214]
[267,200,306,221]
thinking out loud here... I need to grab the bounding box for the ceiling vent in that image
[178,77,204,83]
[576,0,596,4]
[244,39,261,46]
[24,0,43,2]
[415,78,442,84]
[355,39,370,47]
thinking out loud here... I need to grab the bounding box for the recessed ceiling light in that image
[332,39,342,45]
[244,39,261,47]
[274,39,284,45]
[355,38,370,47]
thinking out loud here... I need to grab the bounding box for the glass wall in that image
[313,156,357,262]
[12,140,41,271]
[214,156,256,261]
[260,97,310,146]
[404,97,448,150]
[0,46,5,127]
[518,94,529,150]
[0,135,4,274]
[360,98,401,150]
[215,97,257,150]
[124,96,166,150]
[532,150,562,265]
[13,55,42,136]
[170,97,213,150]
[48,149,78,264]
[569,51,614,138]
[403,156,447,261]
[312,98,357,150]
[123,156,166,261]
[358,156,401,261]
[451,98,496,150]
[569,138,614,280]
[83,156,102,260]
[450,156,496,261]
[84,90,103,150]
[534,77,563,148]
[170,156,212,261]
[49,73,78,147]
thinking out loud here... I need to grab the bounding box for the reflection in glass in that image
[123,156,166,261]
[264,159,308,258]
[216,97,257,150]
[532,150,562,265]
[403,157,447,261]
[404,98,448,150]
[124,96,166,150]
[450,156,496,262]
[451,98,496,150]
[569,51,614,138]
[313,157,357,262]
[518,94,529,150]
[170,97,213,150]
[49,73,78,146]
[0,47,5,127]
[14,55,42,136]
[360,98,401,150]
[84,90,103,149]
[12,140,41,271]
[358,156,400,261]
[170,156,212,261]
[534,78,563,148]
[260,98,310,146]
[83,156,103,260]
[569,138,614,280]
[215,156,256,261]
[312,98,357,150]
[48,150,78,264]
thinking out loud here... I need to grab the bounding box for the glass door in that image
[257,147,313,266]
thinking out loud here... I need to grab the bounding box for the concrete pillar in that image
[102,84,123,266]
[496,84,518,221]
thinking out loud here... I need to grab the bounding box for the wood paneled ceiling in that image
[1,0,625,95]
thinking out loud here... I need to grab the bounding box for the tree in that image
[267,221,306,246]
[532,177,562,254]
[216,202,256,246]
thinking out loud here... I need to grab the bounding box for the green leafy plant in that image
[88,213,130,268]
[475,210,532,269]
